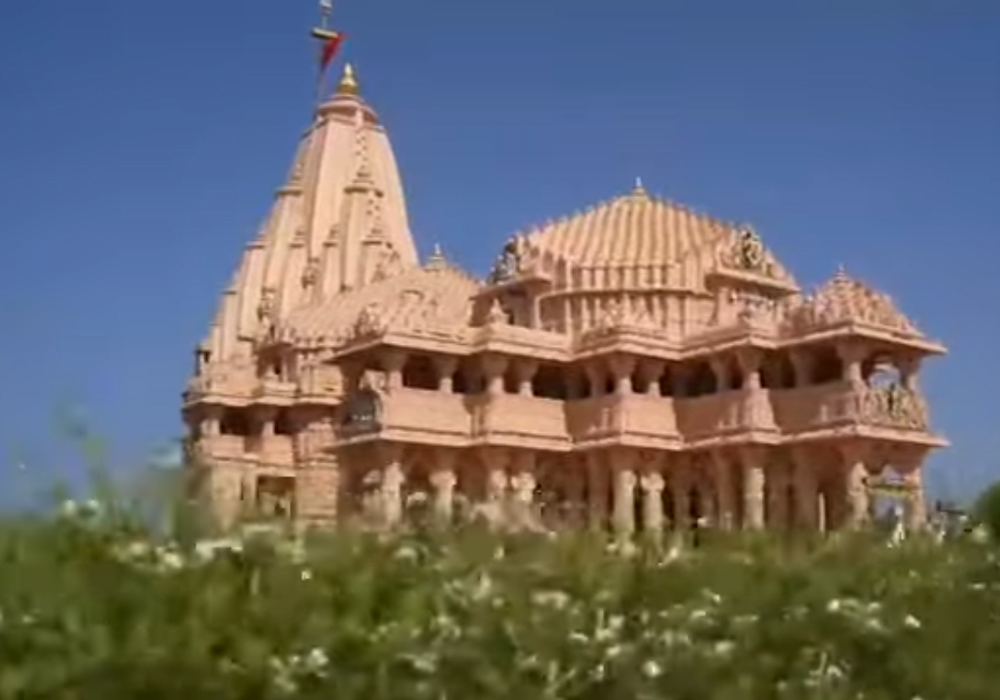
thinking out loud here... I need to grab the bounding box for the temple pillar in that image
[898,356,922,391]
[766,461,790,529]
[510,451,538,525]
[836,340,866,386]
[709,356,732,392]
[611,450,637,537]
[712,452,736,530]
[840,443,870,530]
[380,444,405,527]
[738,348,775,430]
[513,359,538,397]
[741,447,766,529]
[481,354,508,396]
[608,355,636,396]
[586,452,609,529]
[564,455,586,526]
[430,449,458,525]
[584,363,606,398]
[639,359,665,396]
[640,470,665,538]
[789,349,814,388]
[433,356,459,393]
[379,349,407,392]
[670,459,691,530]
[903,465,928,530]
[790,448,819,530]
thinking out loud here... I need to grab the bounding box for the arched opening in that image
[532,364,567,400]
[274,409,296,435]
[810,346,844,384]
[686,362,717,397]
[220,409,251,436]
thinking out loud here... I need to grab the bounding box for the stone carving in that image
[257,287,277,324]
[860,383,928,430]
[301,256,321,289]
[485,299,509,325]
[352,302,387,338]
[488,239,521,283]
[341,386,383,430]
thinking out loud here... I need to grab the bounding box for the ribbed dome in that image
[518,182,732,267]
[792,268,921,335]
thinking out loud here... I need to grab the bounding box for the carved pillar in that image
[709,356,732,392]
[430,450,457,525]
[586,452,609,529]
[381,349,407,392]
[898,356,922,391]
[380,445,405,527]
[611,451,637,536]
[202,406,222,436]
[840,444,870,530]
[903,467,927,530]
[671,460,691,530]
[483,448,509,502]
[836,340,866,385]
[513,359,538,397]
[741,447,766,529]
[640,471,665,536]
[510,451,537,526]
[564,455,586,526]
[789,349,814,388]
[608,355,636,397]
[585,363,605,399]
[433,356,459,394]
[712,452,736,530]
[639,359,665,396]
[790,449,818,531]
[766,461,790,530]
[738,348,774,430]
[481,354,508,397]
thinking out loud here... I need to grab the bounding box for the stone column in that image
[430,451,458,525]
[709,356,732,392]
[898,357,922,391]
[381,349,407,392]
[380,444,405,527]
[836,340,866,385]
[608,355,636,396]
[584,363,605,399]
[737,348,774,430]
[789,349,814,388]
[766,462,789,530]
[903,468,927,530]
[639,359,665,396]
[433,356,459,394]
[640,471,665,537]
[611,452,637,537]
[481,354,508,396]
[513,360,538,397]
[791,449,818,531]
[586,452,609,530]
[712,452,736,530]
[510,452,537,527]
[741,447,766,529]
[841,444,870,530]
[671,461,691,530]
[564,456,586,527]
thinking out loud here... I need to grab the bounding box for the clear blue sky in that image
[0,1,997,501]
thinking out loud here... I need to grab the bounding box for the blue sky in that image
[0,0,997,502]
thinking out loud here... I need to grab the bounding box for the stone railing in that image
[675,391,754,441]
[473,394,568,449]
[770,382,930,434]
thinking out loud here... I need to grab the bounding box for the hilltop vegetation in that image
[0,498,998,700]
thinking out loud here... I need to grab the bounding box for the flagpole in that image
[311,0,336,108]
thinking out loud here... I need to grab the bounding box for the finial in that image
[631,176,647,197]
[835,263,848,279]
[337,62,359,95]
[426,243,446,270]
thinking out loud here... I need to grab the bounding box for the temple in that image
[182,29,947,536]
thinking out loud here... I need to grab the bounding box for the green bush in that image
[0,504,998,699]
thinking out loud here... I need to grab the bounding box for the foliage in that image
[973,479,1000,541]
[0,504,998,700]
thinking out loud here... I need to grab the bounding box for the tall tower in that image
[183,5,419,526]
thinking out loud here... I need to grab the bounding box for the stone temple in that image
[182,52,947,536]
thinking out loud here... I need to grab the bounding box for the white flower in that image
[642,659,662,678]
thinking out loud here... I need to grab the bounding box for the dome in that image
[489,181,796,293]
[789,268,922,336]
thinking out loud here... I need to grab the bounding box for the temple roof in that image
[790,268,922,336]
[202,63,419,362]
[495,181,797,291]
[281,248,480,345]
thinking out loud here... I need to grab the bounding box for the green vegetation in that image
[0,496,998,700]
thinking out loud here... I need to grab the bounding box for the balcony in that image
[770,381,932,437]
[675,391,757,444]
[472,394,569,450]
[566,393,681,448]
[338,388,472,446]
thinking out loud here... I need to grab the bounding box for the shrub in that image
[0,504,998,699]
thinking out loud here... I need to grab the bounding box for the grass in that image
[0,496,997,700]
